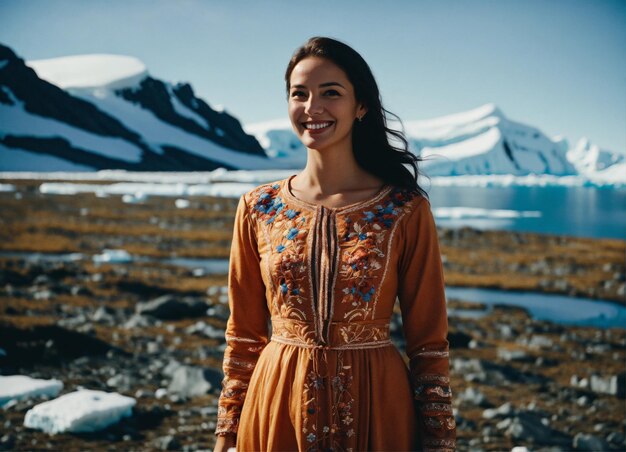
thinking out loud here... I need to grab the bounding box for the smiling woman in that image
[214,37,455,452]
[287,57,367,154]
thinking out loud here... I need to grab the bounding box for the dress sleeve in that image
[397,196,456,452]
[215,193,270,436]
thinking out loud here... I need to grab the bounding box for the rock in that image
[458,387,491,407]
[92,306,115,324]
[162,359,183,378]
[497,411,571,446]
[106,374,133,391]
[167,365,222,398]
[453,358,546,386]
[154,435,180,451]
[483,402,515,420]
[497,324,514,339]
[0,434,15,449]
[184,321,225,339]
[527,335,554,349]
[205,305,230,321]
[71,285,92,296]
[136,295,208,320]
[447,330,472,348]
[155,388,168,399]
[497,348,532,362]
[606,431,625,446]
[146,342,161,354]
[123,314,157,329]
[589,373,625,398]
[573,433,610,451]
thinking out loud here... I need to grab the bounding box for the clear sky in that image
[1,0,625,154]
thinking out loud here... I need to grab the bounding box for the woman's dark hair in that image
[285,36,428,197]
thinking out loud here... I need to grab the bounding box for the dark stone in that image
[137,295,208,320]
[573,433,610,451]
[0,324,124,368]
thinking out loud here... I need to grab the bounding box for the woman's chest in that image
[255,203,405,323]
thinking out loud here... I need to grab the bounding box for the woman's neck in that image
[297,144,383,195]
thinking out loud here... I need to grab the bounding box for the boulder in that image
[136,295,208,320]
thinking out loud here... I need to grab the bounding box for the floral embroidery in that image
[338,188,418,321]
[252,183,285,224]
[250,183,310,320]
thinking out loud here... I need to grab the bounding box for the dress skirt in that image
[237,340,419,451]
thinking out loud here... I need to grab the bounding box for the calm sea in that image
[427,185,626,240]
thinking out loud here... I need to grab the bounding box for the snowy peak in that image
[567,136,624,174]
[405,102,504,131]
[404,103,576,176]
[0,43,276,172]
[27,54,148,91]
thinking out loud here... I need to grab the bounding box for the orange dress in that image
[215,175,456,452]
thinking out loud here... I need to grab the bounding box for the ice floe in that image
[93,249,133,264]
[0,375,63,407]
[23,389,136,434]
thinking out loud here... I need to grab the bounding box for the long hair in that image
[285,36,428,197]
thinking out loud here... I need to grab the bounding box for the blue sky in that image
[1,0,625,154]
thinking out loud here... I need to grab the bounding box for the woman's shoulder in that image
[240,177,288,222]
[386,184,429,212]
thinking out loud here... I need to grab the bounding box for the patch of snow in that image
[93,249,133,264]
[567,137,624,174]
[122,192,148,204]
[175,198,190,208]
[433,207,541,220]
[407,103,503,130]
[0,376,63,406]
[0,88,144,163]
[38,181,259,198]
[166,84,210,130]
[0,144,95,172]
[0,183,16,192]
[26,54,148,91]
[23,389,136,434]
[70,90,285,168]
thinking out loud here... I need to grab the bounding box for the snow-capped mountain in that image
[246,103,624,180]
[0,44,289,171]
[404,103,577,176]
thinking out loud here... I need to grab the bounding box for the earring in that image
[357,115,363,122]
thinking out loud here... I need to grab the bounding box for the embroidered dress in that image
[215,174,456,452]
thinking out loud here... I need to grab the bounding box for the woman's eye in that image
[290,90,306,98]
[324,89,340,97]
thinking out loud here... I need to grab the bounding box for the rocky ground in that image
[0,180,625,451]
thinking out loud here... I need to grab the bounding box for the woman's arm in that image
[215,193,270,440]
[397,196,456,452]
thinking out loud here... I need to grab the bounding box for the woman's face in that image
[288,57,366,152]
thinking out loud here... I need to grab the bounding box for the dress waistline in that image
[270,317,393,350]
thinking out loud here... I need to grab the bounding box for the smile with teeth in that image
[303,121,333,130]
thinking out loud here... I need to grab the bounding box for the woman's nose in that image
[304,96,324,115]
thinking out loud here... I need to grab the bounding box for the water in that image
[2,251,623,329]
[427,185,626,240]
[446,287,626,329]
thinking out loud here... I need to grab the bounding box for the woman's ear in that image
[357,104,368,120]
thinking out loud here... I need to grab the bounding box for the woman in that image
[215,36,455,452]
